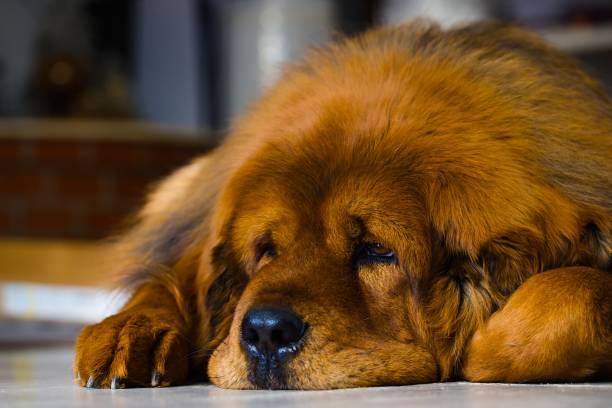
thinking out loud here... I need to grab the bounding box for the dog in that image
[74,20,612,390]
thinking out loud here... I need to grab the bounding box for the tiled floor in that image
[1,346,611,408]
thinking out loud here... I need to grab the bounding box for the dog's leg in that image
[74,283,192,388]
[463,266,611,382]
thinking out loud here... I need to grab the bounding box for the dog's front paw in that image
[463,268,611,382]
[74,308,190,388]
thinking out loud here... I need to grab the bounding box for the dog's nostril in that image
[270,329,283,345]
[244,327,259,345]
[240,307,306,356]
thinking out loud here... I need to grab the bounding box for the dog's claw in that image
[111,376,126,390]
[86,376,96,388]
[151,370,161,387]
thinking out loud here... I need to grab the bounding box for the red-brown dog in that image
[75,21,612,390]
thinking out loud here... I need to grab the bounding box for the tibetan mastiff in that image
[75,21,611,389]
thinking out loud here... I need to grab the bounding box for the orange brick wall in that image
[0,138,213,240]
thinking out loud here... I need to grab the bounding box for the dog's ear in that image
[197,243,248,357]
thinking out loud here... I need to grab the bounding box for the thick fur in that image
[74,21,612,389]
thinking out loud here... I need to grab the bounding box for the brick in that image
[56,174,100,196]
[0,140,21,161]
[23,207,78,236]
[33,140,81,164]
[0,208,10,231]
[0,172,43,194]
[94,141,149,166]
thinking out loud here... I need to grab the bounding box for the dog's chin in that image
[208,334,438,390]
[207,336,294,390]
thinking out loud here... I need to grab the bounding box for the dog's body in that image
[75,21,612,390]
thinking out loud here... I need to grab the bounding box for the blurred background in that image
[1,0,612,345]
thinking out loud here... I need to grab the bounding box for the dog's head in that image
[201,26,520,387]
[205,114,441,388]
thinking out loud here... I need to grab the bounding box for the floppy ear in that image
[195,242,248,367]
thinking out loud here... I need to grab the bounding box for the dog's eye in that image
[255,242,276,262]
[355,242,396,265]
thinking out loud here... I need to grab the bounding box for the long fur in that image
[75,21,611,389]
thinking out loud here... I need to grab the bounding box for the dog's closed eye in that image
[255,240,277,263]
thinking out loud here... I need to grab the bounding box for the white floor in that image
[1,346,611,408]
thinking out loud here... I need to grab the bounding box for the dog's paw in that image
[74,308,190,388]
[463,268,611,382]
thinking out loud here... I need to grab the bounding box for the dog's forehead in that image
[228,143,427,254]
[221,88,431,250]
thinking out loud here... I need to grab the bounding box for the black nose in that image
[240,307,306,357]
